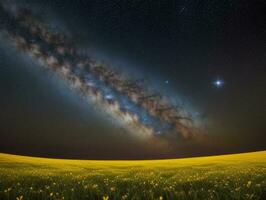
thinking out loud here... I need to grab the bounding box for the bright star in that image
[213,78,224,88]
[105,94,113,99]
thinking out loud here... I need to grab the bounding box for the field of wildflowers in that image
[0,151,265,200]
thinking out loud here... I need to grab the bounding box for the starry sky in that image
[0,0,265,159]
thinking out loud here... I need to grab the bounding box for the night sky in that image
[0,0,265,159]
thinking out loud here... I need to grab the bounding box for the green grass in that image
[0,151,265,200]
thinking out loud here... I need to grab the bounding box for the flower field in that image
[0,151,265,200]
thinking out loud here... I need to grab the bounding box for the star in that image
[213,78,224,88]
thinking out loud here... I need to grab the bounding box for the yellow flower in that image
[5,187,12,193]
[50,192,53,197]
[16,196,23,200]
[247,181,252,188]
[159,196,163,200]
[103,196,109,200]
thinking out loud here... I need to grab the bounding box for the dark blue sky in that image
[0,0,265,159]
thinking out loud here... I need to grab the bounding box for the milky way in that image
[0,2,204,140]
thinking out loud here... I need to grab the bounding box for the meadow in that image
[0,151,265,200]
